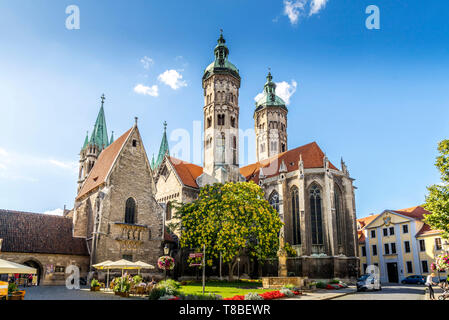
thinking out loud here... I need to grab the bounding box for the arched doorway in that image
[23,260,43,286]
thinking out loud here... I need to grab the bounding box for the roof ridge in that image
[0,209,67,218]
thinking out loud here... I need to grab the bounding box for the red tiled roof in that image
[168,156,203,189]
[0,209,89,255]
[77,128,133,200]
[416,223,441,237]
[392,205,429,221]
[240,142,338,184]
[357,214,380,229]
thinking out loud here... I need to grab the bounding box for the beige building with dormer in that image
[357,206,446,283]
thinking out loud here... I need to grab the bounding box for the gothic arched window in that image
[310,185,323,245]
[125,198,136,224]
[334,184,344,246]
[291,187,301,245]
[166,201,172,221]
[269,191,280,213]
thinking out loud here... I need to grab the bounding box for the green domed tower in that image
[254,72,288,162]
[200,31,242,185]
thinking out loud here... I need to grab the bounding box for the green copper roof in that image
[255,72,287,112]
[151,154,156,170]
[155,121,169,169]
[82,131,89,150]
[203,32,240,80]
[88,94,110,151]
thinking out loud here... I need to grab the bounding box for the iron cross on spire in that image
[101,94,106,106]
[163,121,167,131]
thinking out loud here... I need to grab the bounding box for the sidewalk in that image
[285,286,357,300]
[424,286,444,300]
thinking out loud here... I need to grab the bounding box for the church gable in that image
[76,128,133,200]
[107,126,154,191]
[365,210,412,229]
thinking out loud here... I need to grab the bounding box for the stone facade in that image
[0,252,89,286]
[73,125,165,268]
[258,161,358,258]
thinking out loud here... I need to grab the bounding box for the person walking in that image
[426,273,437,300]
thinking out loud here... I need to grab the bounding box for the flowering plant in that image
[158,256,175,270]
[431,253,449,271]
[259,290,286,300]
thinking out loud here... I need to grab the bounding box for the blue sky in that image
[0,0,448,218]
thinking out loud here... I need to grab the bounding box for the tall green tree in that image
[170,182,283,278]
[423,139,449,239]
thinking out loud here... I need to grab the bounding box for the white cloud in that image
[253,80,298,105]
[158,69,187,90]
[309,0,328,16]
[283,0,328,24]
[134,84,159,97]
[43,208,64,216]
[254,92,264,102]
[275,80,298,105]
[283,0,307,24]
[140,56,154,70]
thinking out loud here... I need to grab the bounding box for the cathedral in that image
[155,32,359,279]
[0,32,359,285]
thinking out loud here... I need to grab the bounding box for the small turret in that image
[154,121,170,171]
[77,94,112,193]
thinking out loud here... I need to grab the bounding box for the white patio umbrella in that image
[92,260,113,290]
[135,261,155,274]
[0,258,37,274]
[102,259,142,276]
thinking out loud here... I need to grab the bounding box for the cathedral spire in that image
[151,153,156,170]
[155,121,169,169]
[90,94,110,151]
[214,29,229,66]
[110,131,114,145]
[82,131,89,150]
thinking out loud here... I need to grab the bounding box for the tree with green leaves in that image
[170,181,283,279]
[423,139,449,239]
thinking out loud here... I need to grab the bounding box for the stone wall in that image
[94,127,164,266]
[260,256,359,282]
[0,252,89,286]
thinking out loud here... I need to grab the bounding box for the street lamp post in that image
[164,244,170,280]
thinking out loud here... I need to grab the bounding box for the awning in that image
[0,258,37,274]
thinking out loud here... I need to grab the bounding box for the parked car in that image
[401,275,425,285]
[357,274,381,292]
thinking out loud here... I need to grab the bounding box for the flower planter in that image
[9,293,24,300]
[90,286,100,292]
[119,292,130,298]
[114,291,121,296]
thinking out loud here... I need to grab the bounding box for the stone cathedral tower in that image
[254,72,288,162]
[197,32,243,185]
[77,95,113,193]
